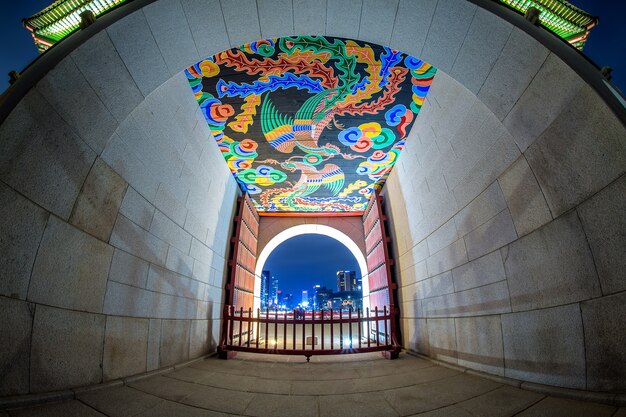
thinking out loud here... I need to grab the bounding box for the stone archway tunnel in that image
[0,0,625,412]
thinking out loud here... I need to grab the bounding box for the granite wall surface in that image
[1,0,624,396]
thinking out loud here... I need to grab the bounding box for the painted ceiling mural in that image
[185,36,437,213]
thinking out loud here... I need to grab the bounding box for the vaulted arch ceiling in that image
[185,36,436,213]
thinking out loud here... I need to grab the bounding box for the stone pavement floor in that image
[2,353,624,417]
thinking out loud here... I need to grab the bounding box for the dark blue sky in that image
[1,1,624,93]
[263,234,361,296]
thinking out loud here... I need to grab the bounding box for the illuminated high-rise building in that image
[337,270,357,292]
[260,270,270,308]
[270,275,279,305]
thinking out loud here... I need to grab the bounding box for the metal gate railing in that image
[219,306,399,361]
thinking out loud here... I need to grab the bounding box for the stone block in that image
[426,239,468,276]
[191,259,213,285]
[101,134,160,202]
[147,264,206,301]
[452,250,505,292]
[103,316,149,381]
[153,183,188,227]
[417,271,454,300]
[166,245,195,277]
[160,319,190,367]
[106,10,171,96]
[189,319,211,358]
[501,303,586,389]
[454,180,507,237]
[326,0,362,39]
[220,0,261,47]
[427,317,457,364]
[36,56,118,154]
[422,281,511,318]
[498,156,552,237]
[503,212,601,311]
[389,0,437,57]
[70,31,144,122]
[452,132,521,209]
[258,0,293,39]
[150,210,192,253]
[406,318,429,355]
[399,239,429,272]
[190,237,215,264]
[358,0,399,45]
[181,0,230,59]
[504,53,584,152]
[119,187,155,231]
[577,175,626,295]
[115,117,184,190]
[293,0,326,35]
[478,28,549,121]
[69,158,127,241]
[147,319,161,371]
[427,218,459,255]
[143,0,199,73]
[464,209,517,260]
[421,0,476,72]
[444,102,509,187]
[30,305,105,392]
[29,216,113,313]
[0,90,96,219]
[0,182,48,299]
[0,297,33,395]
[103,280,179,319]
[581,292,626,392]
[184,209,210,243]
[110,214,168,266]
[455,315,504,376]
[108,248,150,288]
[449,8,512,94]
[525,85,626,217]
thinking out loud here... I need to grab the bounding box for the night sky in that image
[263,234,362,297]
[1,1,624,93]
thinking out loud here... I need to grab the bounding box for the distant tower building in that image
[301,290,308,306]
[337,270,357,292]
[260,270,270,308]
[270,275,279,306]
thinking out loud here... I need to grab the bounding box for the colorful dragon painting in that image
[185,36,436,213]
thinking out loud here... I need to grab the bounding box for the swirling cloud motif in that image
[385,104,414,138]
[356,148,400,181]
[238,165,287,187]
[186,58,220,79]
[201,98,235,126]
[227,139,258,171]
[338,122,396,153]
[241,39,275,57]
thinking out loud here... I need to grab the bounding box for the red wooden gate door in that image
[219,194,259,356]
[363,192,400,357]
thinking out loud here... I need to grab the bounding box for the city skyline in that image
[263,234,362,297]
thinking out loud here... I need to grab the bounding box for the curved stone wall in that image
[0,0,624,397]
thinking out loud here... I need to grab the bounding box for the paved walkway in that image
[2,353,624,416]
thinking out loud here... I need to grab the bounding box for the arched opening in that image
[254,224,371,316]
